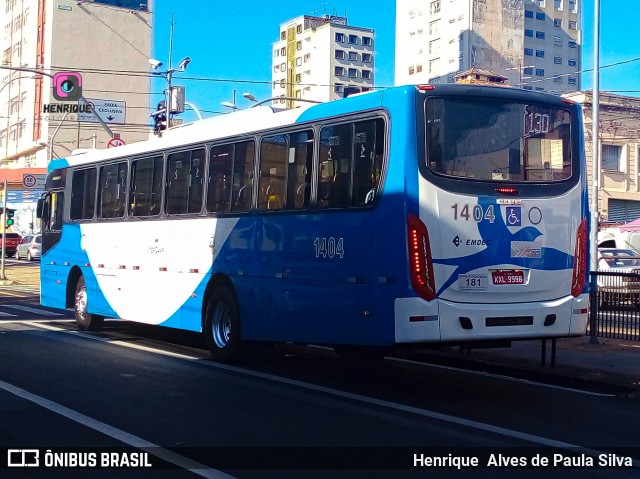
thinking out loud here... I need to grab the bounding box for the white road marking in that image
[4,304,64,316]
[0,380,237,479]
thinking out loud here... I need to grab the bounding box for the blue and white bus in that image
[38,84,589,361]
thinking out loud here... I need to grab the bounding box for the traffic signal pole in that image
[1,179,7,280]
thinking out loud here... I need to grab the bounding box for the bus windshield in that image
[425,97,572,183]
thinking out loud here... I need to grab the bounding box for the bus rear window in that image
[425,97,572,183]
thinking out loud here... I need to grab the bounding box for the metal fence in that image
[587,271,640,341]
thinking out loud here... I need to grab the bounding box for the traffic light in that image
[153,100,167,133]
[5,209,14,228]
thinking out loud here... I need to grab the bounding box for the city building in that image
[272,14,374,108]
[1,0,152,234]
[395,0,581,93]
[563,91,640,224]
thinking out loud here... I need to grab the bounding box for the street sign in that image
[107,137,126,148]
[22,174,46,189]
[77,98,126,124]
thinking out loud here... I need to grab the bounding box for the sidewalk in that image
[0,261,40,286]
[412,335,640,396]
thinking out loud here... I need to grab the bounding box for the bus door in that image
[259,118,385,345]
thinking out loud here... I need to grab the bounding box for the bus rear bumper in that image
[394,294,589,344]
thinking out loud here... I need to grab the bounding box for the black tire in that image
[74,276,104,331]
[204,287,243,363]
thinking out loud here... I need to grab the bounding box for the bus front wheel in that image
[204,287,242,363]
[74,276,104,331]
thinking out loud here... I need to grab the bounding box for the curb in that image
[400,349,640,397]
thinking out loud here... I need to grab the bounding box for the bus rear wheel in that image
[204,287,243,363]
[74,276,104,331]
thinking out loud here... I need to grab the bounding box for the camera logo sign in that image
[52,72,83,101]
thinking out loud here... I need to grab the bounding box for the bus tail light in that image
[571,217,588,297]
[408,214,437,301]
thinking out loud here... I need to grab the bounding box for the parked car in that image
[597,248,640,307]
[15,234,42,261]
[2,232,22,257]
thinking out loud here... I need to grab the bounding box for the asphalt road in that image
[1,311,639,478]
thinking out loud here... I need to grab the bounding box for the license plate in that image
[492,270,525,285]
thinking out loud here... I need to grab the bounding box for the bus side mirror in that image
[36,198,44,219]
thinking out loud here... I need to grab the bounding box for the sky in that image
[149,0,640,123]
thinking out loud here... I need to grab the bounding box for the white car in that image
[15,234,42,261]
[597,248,640,307]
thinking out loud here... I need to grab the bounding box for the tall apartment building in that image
[272,14,374,108]
[395,0,581,93]
[1,0,153,170]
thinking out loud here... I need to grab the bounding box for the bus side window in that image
[130,155,162,217]
[98,162,127,219]
[231,140,255,212]
[208,144,234,213]
[259,135,287,211]
[318,123,352,208]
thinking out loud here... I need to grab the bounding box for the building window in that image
[568,41,577,48]
[335,49,345,59]
[554,0,563,9]
[554,56,562,64]
[553,75,562,83]
[362,36,372,46]
[524,48,534,56]
[535,68,545,76]
[295,73,302,83]
[296,57,302,66]
[429,19,439,35]
[280,31,286,40]
[535,87,545,91]
[523,86,533,91]
[568,0,577,12]
[335,32,345,43]
[568,77,577,85]
[429,58,440,73]
[361,70,371,79]
[281,47,286,55]
[554,18,562,27]
[536,50,545,58]
[273,49,279,58]
[280,62,286,72]
[568,59,577,66]
[525,10,534,18]
[348,51,358,61]
[523,67,534,75]
[536,12,545,20]
[602,145,622,171]
[408,66,415,75]
[429,38,440,54]
[296,41,302,50]
[348,34,358,44]
[568,20,577,30]
[536,31,545,39]
[334,84,343,93]
[304,53,311,62]
[429,0,441,15]
[348,68,358,78]
[335,66,345,76]
[362,53,372,63]
[416,64,423,73]
[525,29,533,37]
[296,24,302,34]
[554,36,562,46]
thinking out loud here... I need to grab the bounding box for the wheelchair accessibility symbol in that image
[505,207,522,226]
